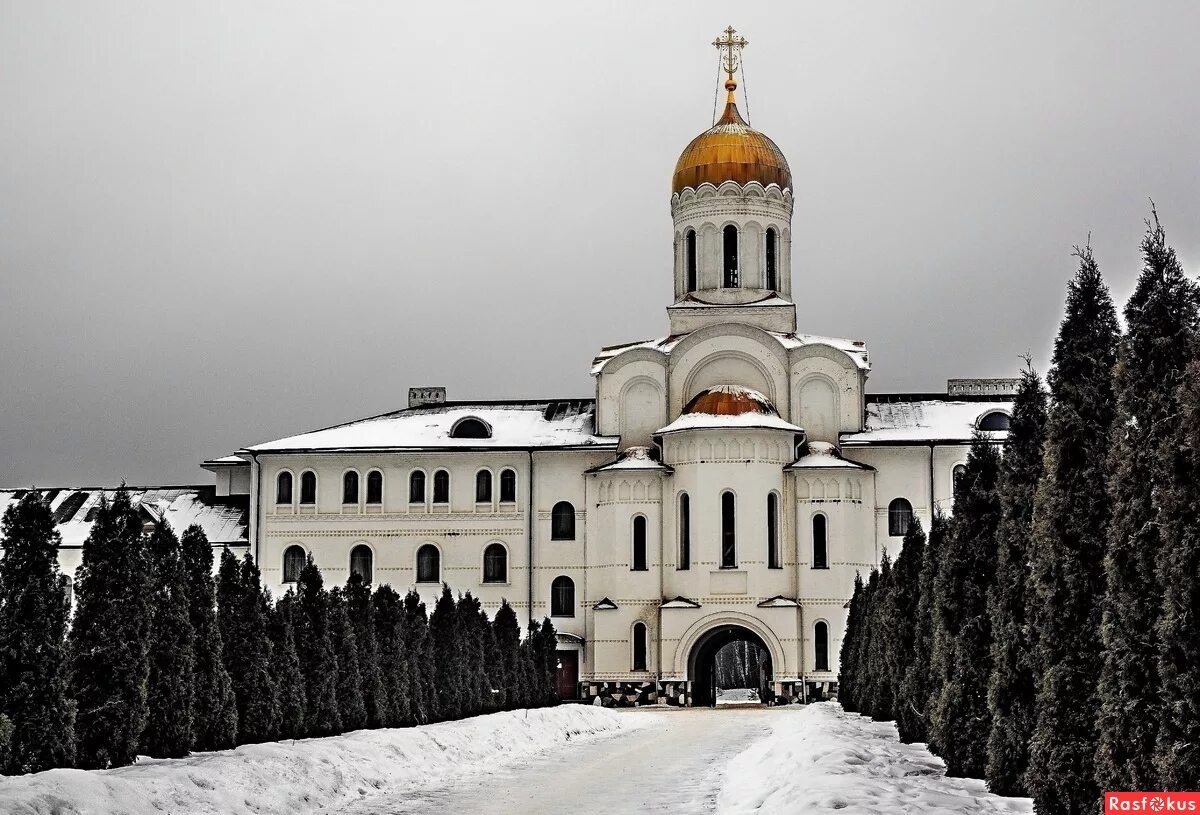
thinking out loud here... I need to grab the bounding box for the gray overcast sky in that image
[2,1,1198,486]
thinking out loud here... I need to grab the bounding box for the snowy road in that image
[332,706,777,815]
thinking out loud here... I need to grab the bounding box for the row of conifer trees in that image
[0,487,559,775]
[838,209,1200,815]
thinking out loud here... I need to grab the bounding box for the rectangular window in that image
[721,491,736,568]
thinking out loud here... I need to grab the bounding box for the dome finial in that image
[712,25,748,103]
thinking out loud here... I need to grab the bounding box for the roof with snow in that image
[787,441,873,470]
[656,410,803,436]
[0,487,250,548]
[243,400,616,453]
[841,397,1014,445]
[591,331,869,375]
[588,446,671,473]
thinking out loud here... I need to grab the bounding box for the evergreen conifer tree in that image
[179,526,236,751]
[141,521,196,758]
[985,367,1047,795]
[1027,246,1119,815]
[867,553,896,721]
[931,434,1002,778]
[1095,213,1200,793]
[270,591,307,739]
[371,585,408,726]
[294,556,341,736]
[455,592,489,716]
[429,585,464,721]
[217,548,280,743]
[837,572,865,713]
[0,492,75,773]
[900,513,947,747]
[68,488,152,769]
[536,617,559,706]
[328,587,367,731]
[854,568,879,718]
[892,518,927,743]
[345,574,388,728]
[492,600,522,711]
[404,589,436,724]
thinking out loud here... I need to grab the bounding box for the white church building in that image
[2,31,1015,706]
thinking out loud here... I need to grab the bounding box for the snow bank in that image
[717,703,1033,815]
[0,706,640,815]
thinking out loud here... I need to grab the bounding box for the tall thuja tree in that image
[270,591,307,739]
[985,367,1047,796]
[371,585,408,726]
[836,572,865,712]
[1095,212,1200,794]
[867,553,896,721]
[931,435,1002,778]
[294,556,341,737]
[429,585,463,721]
[455,592,490,716]
[1156,353,1200,789]
[140,521,195,758]
[1026,246,1119,815]
[900,513,947,746]
[0,492,75,773]
[892,518,927,743]
[492,600,523,710]
[180,526,236,751]
[69,489,152,769]
[853,569,879,718]
[404,589,436,724]
[216,549,279,744]
[536,617,559,707]
[345,574,387,728]
[328,588,366,732]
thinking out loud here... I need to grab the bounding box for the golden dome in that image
[672,80,792,194]
[682,385,779,417]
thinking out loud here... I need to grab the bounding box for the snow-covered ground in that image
[715,687,760,705]
[718,702,1034,815]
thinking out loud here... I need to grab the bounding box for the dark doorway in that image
[688,625,772,707]
[556,650,579,700]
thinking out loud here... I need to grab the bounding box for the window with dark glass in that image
[450,417,491,438]
[276,472,293,504]
[366,470,383,504]
[813,514,829,569]
[888,498,913,537]
[815,622,829,671]
[350,544,372,584]
[722,225,739,287]
[632,516,647,571]
[433,470,450,503]
[416,544,440,583]
[283,545,305,583]
[632,622,647,670]
[483,542,507,583]
[500,468,517,502]
[678,493,690,570]
[767,493,781,569]
[765,227,778,291]
[476,470,492,503]
[952,464,967,493]
[978,411,1011,431]
[721,491,736,568]
[551,576,575,617]
[342,471,359,504]
[685,229,697,292]
[551,501,575,540]
[300,471,316,505]
[409,471,426,503]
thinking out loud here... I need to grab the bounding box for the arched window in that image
[500,468,517,502]
[952,464,967,493]
[409,471,426,503]
[767,492,781,569]
[300,471,316,505]
[632,516,647,571]
[366,470,383,505]
[433,470,450,503]
[483,542,507,584]
[888,498,914,537]
[678,493,690,571]
[416,544,440,583]
[978,411,1011,431]
[342,470,360,505]
[283,545,305,583]
[450,417,492,439]
[475,470,492,503]
[765,227,778,291]
[276,472,293,504]
[721,491,736,568]
[813,514,829,569]
[632,622,648,671]
[815,621,830,671]
[350,544,373,584]
[551,501,575,540]
[722,224,739,287]
[551,576,575,617]
[685,229,697,292]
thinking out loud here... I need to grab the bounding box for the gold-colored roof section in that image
[682,385,779,417]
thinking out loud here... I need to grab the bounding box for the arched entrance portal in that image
[688,624,773,707]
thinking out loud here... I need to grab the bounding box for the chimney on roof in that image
[409,387,447,408]
[947,378,1019,397]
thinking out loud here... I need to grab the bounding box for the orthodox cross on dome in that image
[712,25,748,82]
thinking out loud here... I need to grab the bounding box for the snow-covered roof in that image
[787,441,873,470]
[591,331,869,374]
[593,597,618,610]
[202,454,247,467]
[588,446,671,473]
[757,595,801,608]
[656,410,803,436]
[0,487,249,547]
[661,596,701,609]
[841,398,1014,445]
[245,400,616,453]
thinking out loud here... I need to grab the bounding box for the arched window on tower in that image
[366,470,383,505]
[276,472,293,505]
[342,470,359,505]
[685,229,698,292]
[815,621,830,671]
[350,544,373,584]
[409,471,426,504]
[300,471,316,505]
[722,225,739,287]
[813,514,829,569]
[888,497,913,537]
[721,491,736,568]
[632,622,648,670]
[632,515,648,571]
[765,227,778,291]
[767,492,781,569]
[678,493,690,570]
